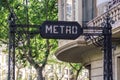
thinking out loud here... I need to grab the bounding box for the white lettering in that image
[66,26,71,34]
[72,26,77,34]
[46,25,52,33]
[60,25,64,34]
[53,25,58,34]
[45,25,78,35]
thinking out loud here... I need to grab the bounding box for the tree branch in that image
[41,39,50,68]
[69,63,78,71]
[26,53,40,69]
[0,39,8,44]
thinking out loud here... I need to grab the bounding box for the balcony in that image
[55,3,120,63]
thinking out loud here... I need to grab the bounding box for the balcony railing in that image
[58,3,120,47]
[87,2,120,27]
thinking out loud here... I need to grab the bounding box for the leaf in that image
[0,0,59,76]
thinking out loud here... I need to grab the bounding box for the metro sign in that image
[40,21,83,39]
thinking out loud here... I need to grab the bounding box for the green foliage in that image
[0,0,58,68]
[28,34,58,65]
[0,7,8,41]
[0,1,85,79]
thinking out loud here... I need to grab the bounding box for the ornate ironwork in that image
[8,13,16,80]
[84,4,114,80]
[8,4,114,80]
[8,13,40,80]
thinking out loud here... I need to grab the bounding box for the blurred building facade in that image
[0,44,77,80]
[56,0,120,80]
[0,44,37,80]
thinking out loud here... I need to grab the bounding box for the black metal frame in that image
[8,13,16,80]
[103,15,113,80]
[8,12,113,80]
[84,15,113,80]
[8,13,40,80]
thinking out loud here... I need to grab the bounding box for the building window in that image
[117,56,120,80]
[108,0,120,8]
[97,0,109,16]
[61,0,64,20]
[82,0,97,25]
[66,0,72,20]
[85,64,91,80]
[65,69,68,75]
[74,0,78,21]
[59,0,79,21]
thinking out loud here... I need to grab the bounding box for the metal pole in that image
[8,13,12,80]
[103,14,113,80]
[12,18,16,80]
[8,13,16,80]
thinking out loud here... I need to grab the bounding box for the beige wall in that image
[57,0,120,80]
[114,44,120,80]
[58,0,82,23]
[91,59,103,80]
[83,44,120,80]
[58,0,83,47]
